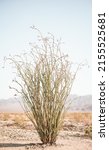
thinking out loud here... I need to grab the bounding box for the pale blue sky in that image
[0,0,91,99]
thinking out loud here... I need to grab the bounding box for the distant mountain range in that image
[67,95,92,112]
[0,95,92,113]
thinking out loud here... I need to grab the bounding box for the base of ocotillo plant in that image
[40,137,57,145]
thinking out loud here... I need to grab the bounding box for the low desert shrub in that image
[84,125,92,138]
[13,116,26,128]
[2,113,10,121]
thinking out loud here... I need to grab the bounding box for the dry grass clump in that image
[1,113,10,121]
[65,112,92,124]
[13,115,26,128]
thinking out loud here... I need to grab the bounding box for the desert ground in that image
[0,112,92,150]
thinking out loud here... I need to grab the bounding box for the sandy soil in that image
[0,113,92,150]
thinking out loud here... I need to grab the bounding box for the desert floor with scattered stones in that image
[0,113,92,150]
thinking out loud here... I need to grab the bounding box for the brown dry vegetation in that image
[0,113,28,121]
[65,112,92,124]
[0,112,92,124]
[0,112,92,134]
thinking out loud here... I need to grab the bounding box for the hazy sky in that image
[0,0,91,99]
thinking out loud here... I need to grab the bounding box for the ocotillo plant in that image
[7,28,79,145]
